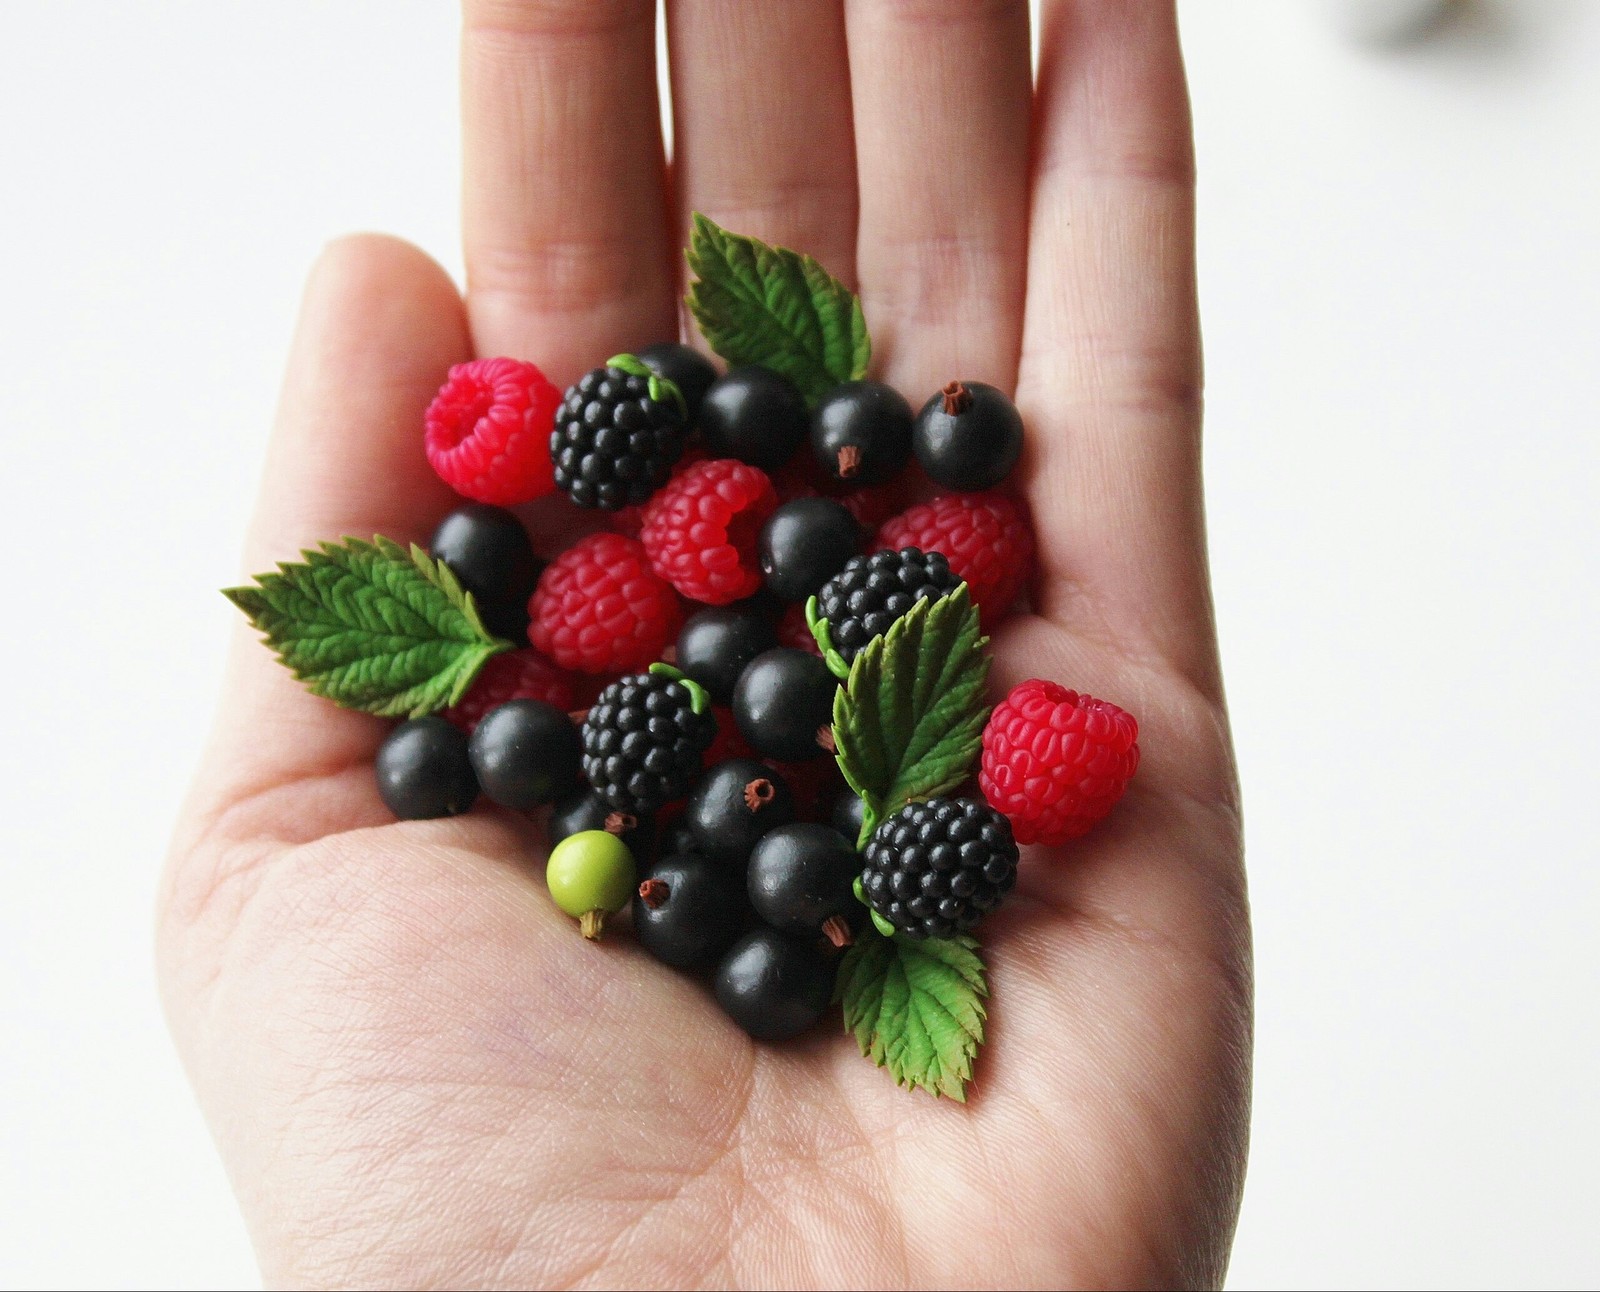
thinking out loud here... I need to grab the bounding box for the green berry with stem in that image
[546,829,637,940]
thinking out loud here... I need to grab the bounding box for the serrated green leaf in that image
[831,585,991,831]
[836,931,988,1100]
[685,212,870,404]
[805,595,851,681]
[222,535,512,718]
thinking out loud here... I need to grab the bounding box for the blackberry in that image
[551,358,688,511]
[580,669,716,814]
[861,798,1018,940]
[815,547,961,663]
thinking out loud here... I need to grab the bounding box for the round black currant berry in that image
[548,788,656,861]
[827,789,868,847]
[714,928,836,1042]
[467,699,582,810]
[430,504,543,641]
[633,853,747,969]
[698,366,809,471]
[810,380,913,487]
[912,380,1023,492]
[661,816,700,860]
[757,497,862,603]
[747,823,861,941]
[733,649,839,763]
[683,758,796,868]
[676,607,777,705]
[637,342,718,420]
[375,717,478,820]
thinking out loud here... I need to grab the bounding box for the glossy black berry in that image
[733,648,839,763]
[747,823,861,939]
[676,607,777,705]
[827,789,868,847]
[758,497,862,603]
[375,717,478,820]
[810,380,913,487]
[912,380,1023,492]
[548,789,657,862]
[698,366,809,471]
[816,547,961,663]
[661,816,700,860]
[633,853,748,969]
[714,928,835,1041]
[467,699,581,811]
[430,504,543,641]
[861,798,1018,939]
[552,362,688,510]
[637,342,718,419]
[683,758,796,868]
[580,672,716,814]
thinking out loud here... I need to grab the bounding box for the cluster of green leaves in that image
[222,536,511,718]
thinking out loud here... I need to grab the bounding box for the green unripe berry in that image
[546,829,636,940]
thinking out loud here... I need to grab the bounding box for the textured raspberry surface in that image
[424,357,560,505]
[979,680,1139,846]
[528,533,684,674]
[640,458,778,605]
[439,649,578,733]
[776,602,822,656]
[876,492,1034,628]
[609,447,707,539]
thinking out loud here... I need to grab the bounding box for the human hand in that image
[160,2,1249,1286]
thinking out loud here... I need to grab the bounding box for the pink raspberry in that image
[424,357,560,505]
[527,533,683,674]
[609,448,708,539]
[639,458,778,605]
[439,649,578,734]
[979,680,1140,845]
[875,492,1034,628]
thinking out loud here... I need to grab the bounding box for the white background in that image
[1,2,1596,1288]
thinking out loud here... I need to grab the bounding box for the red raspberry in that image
[979,680,1139,846]
[609,448,708,539]
[776,602,821,656]
[424,357,560,505]
[639,458,778,605]
[875,492,1034,628]
[439,649,578,734]
[528,533,683,674]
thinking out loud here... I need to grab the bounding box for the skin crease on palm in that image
[157,1,1250,1287]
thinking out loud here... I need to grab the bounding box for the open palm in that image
[160,2,1249,1286]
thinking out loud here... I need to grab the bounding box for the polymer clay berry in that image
[429,503,544,642]
[827,788,868,848]
[676,606,778,705]
[732,648,840,763]
[546,830,637,940]
[547,788,656,861]
[467,699,582,811]
[979,680,1140,845]
[697,366,810,472]
[681,757,796,869]
[860,798,1018,940]
[747,823,862,945]
[815,547,962,664]
[714,928,836,1042]
[528,532,683,674]
[580,669,717,815]
[640,458,779,605]
[424,357,561,505]
[912,380,1023,492]
[438,649,577,734]
[637,342,719,419]
[551,357,688,510]
[810,380,914,487]
[758,497,862,603]
[875,492,1034,629]
[632,853,748,969]
[374,717,479,820]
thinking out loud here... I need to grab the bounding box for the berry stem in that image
[822,915,854,949]
[637,878,670,909]
[940,380,973,415]
[816,724,837,754]
[743,778,776,810]
[603,811,637,836]
[837,445,862,479]
[578,909,607,940]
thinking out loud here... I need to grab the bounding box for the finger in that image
[1017,1,1214,692]
[845,0,1032,395]
[667,0,857,291]
[461,0,676,376]
[181,235,472,854]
